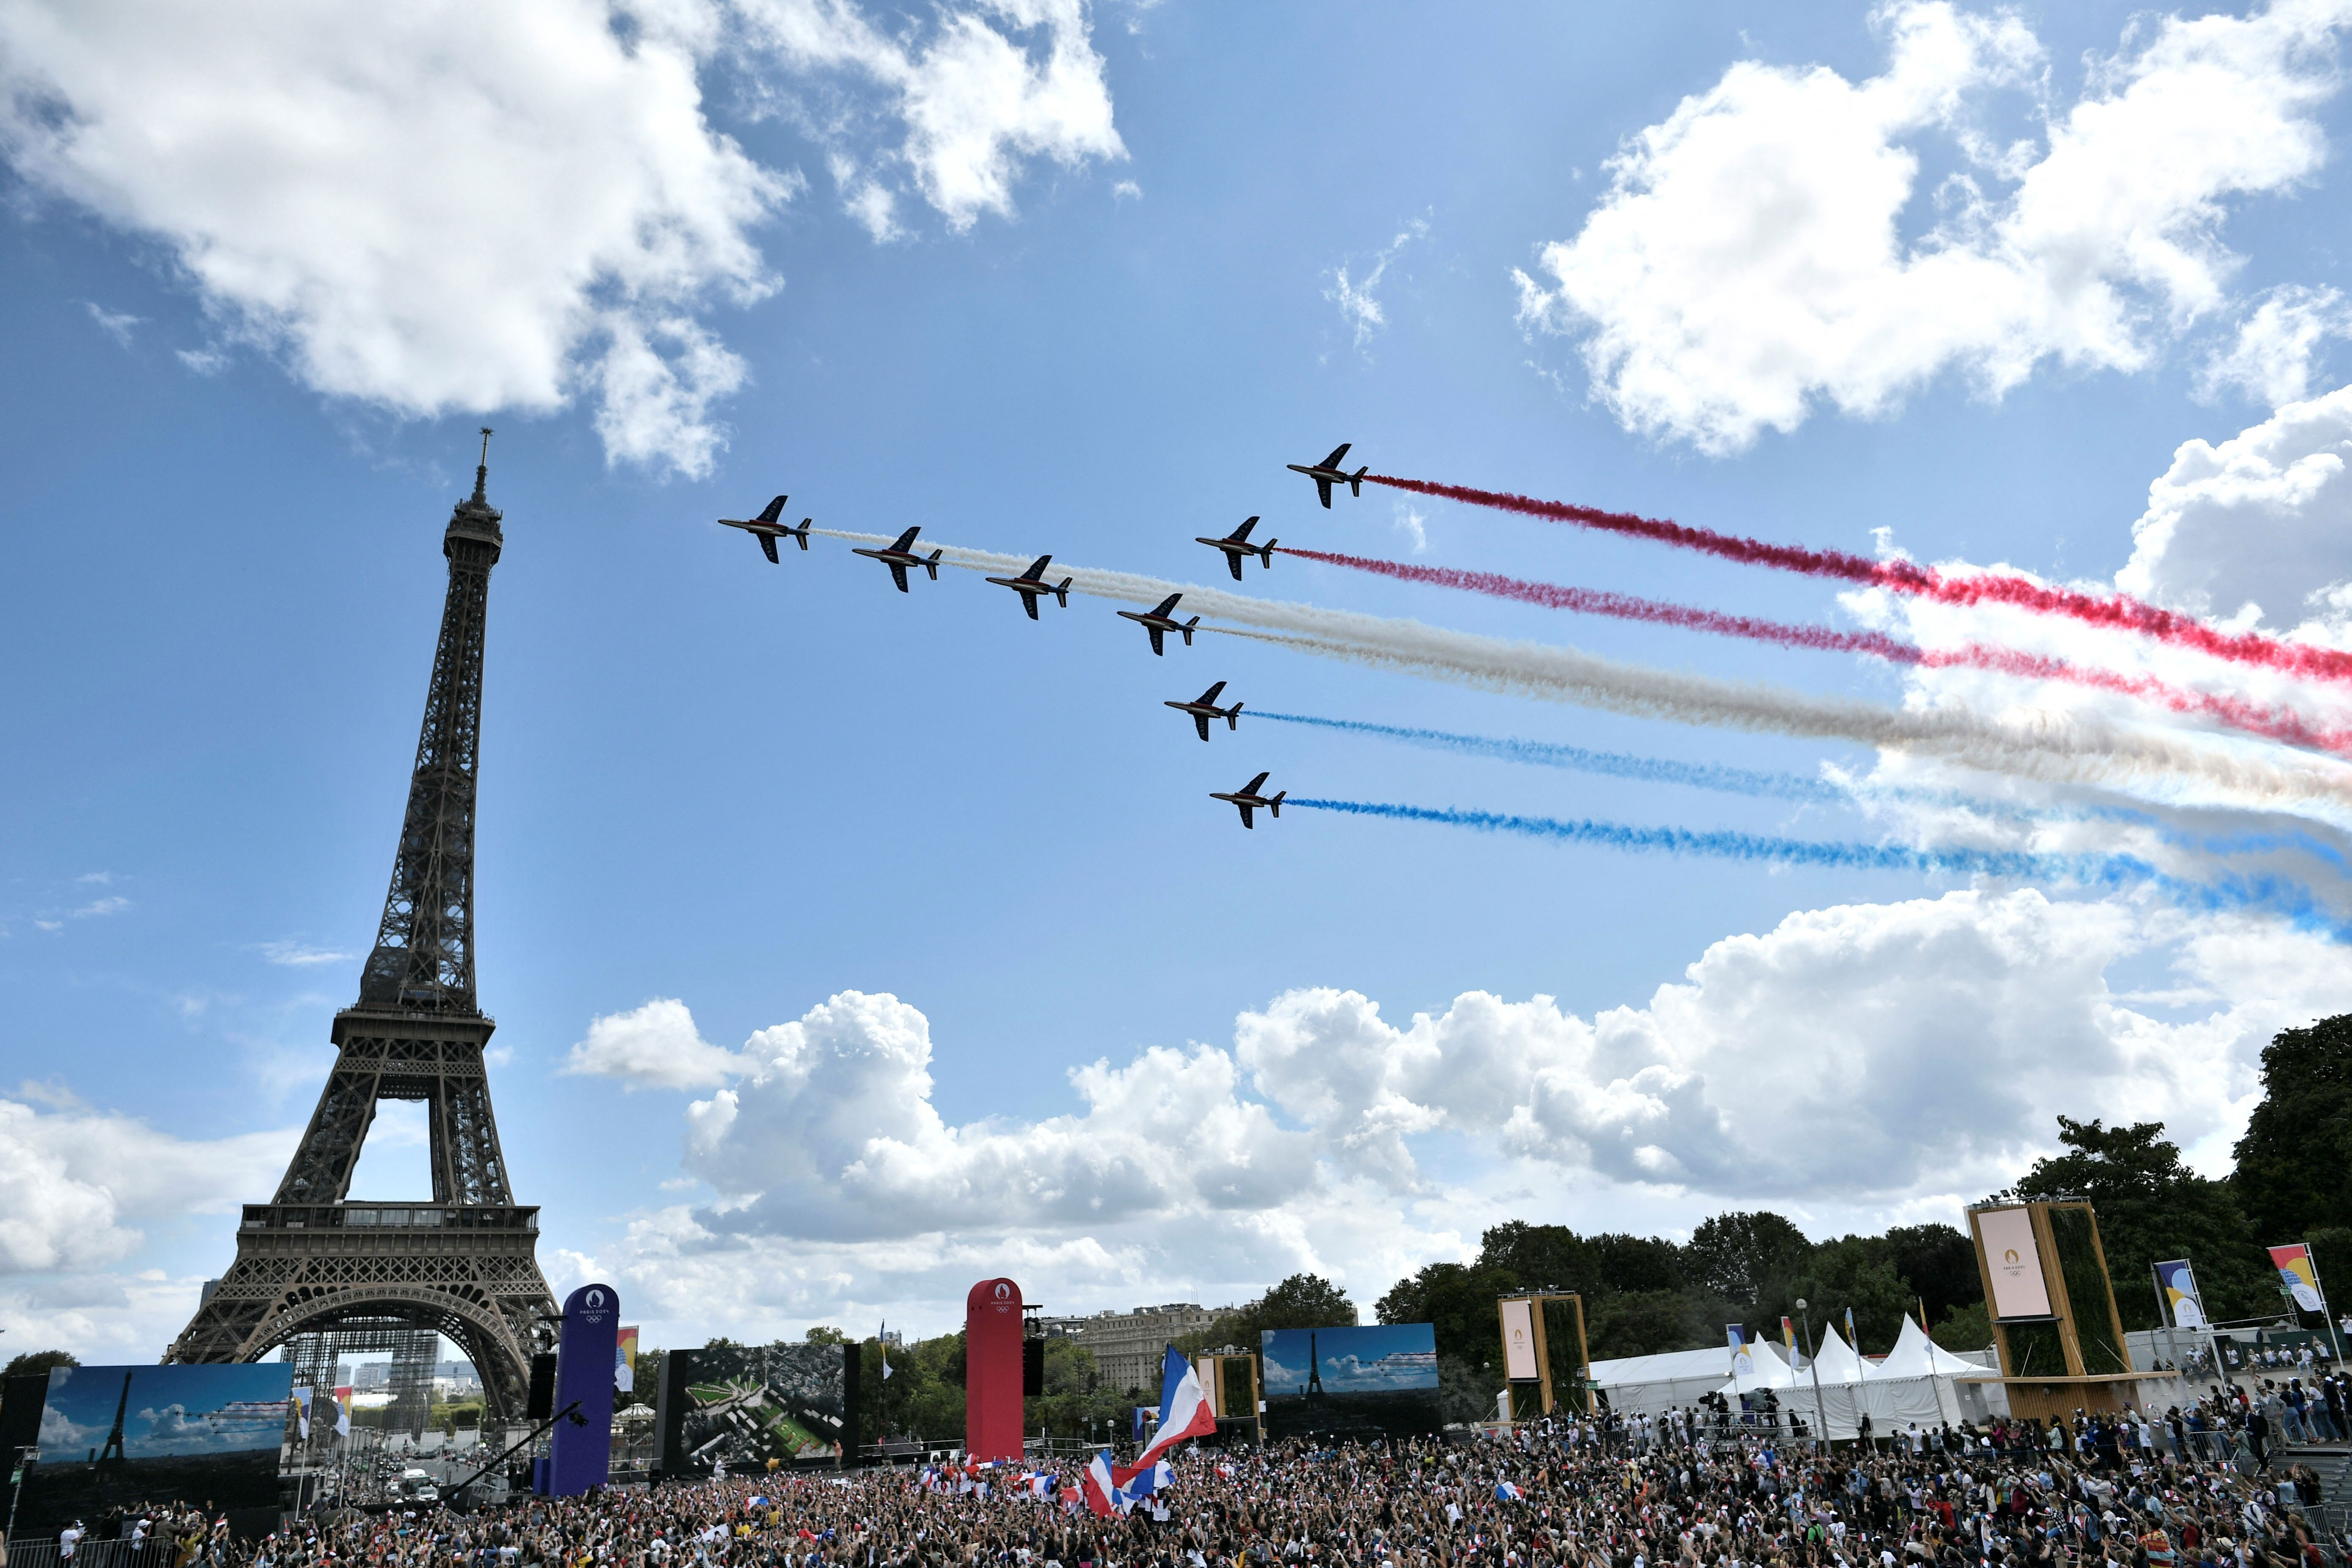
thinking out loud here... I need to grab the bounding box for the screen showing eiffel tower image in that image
[657,1344,849,1473]
[16,1364,293,1538]
[1259,1325,1442,1441]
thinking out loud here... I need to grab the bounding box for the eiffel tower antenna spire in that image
[167,439,553,1439]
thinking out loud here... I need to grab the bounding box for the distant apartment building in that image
[1036,1304,1228,1394]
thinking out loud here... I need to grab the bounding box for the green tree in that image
[1475,1222,1598,1296]
[1684,1212,1812,1308]
[2005,1116,2271,1328]
[1375,1262,1522,1379]
[805,1326,850,1346]
[1196,1272,1358,1350]
[1881,1223,1983,1325]
[1583,1288,1723,1360]
[2233,1015,2352,1240]
[1931,1301,1993,1353]
[1787,1238,1914,1354]
[2,1349,77,1380]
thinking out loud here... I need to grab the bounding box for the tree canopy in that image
[2,1349,76,1380]
[2234,1014,2352,1242]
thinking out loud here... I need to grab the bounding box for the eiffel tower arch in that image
[166,436,557,1431]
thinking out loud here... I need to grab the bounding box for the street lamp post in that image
[1795,1298,1830,1450]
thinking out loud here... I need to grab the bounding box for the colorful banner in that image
[1500,1299,1539,1380]
[1844,1307,1857,1353]
[2270,1244,2325,1313]
[1727,1325,1753,1378]
[1976,1206,2054,1320]
[1780,1315,1794,1352]
[616,1326,639,1393]
[2154,1259,2207,1329]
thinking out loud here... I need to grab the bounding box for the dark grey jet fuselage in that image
[851,526,945,592]
[983,555,1073,619]
[1285,442,1368,508]
[1210,770,1285,828]
[1196,517,1276,581]
[1166,681,1242,741]
[1116,593,1200,656]
[718,495,813,562]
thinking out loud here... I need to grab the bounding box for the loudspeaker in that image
[1022,1337,1043,1397]
[527,1352,558,1420]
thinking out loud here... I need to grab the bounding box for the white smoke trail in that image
[808,530,2352,810]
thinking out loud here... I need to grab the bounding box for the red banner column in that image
[965,1277,1024,1461]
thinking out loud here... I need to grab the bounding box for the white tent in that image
[1588,1345,1746,1417]
[1719,1321,1976,1440]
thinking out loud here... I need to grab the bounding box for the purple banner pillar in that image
[546,1282,619,1497]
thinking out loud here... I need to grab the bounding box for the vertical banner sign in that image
[2270,1245,2325,1312]
[1976,1206,2055,1319]
[547,1282,620,1497]
[2154,1260,2207,1329]
[1500,1300,1540,1381]
[964,1278,1025,1462]
[1780,1316,1796,1355]
[615,1326,639,1394]
[1727,1325,1753,1379]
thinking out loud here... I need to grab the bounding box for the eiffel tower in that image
[166,434,556,1432]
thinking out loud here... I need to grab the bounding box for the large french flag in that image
[1136,1345,1217,1467]
[1081,1453,1119,1517]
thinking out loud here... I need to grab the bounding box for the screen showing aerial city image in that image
[659,1344,849,1473]
[16,1363,293,1536]
[1259,1324,1442,1440]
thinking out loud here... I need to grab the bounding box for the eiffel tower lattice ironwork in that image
[166,434,556,1430]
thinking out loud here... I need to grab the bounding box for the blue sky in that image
[5,0,2352,1363]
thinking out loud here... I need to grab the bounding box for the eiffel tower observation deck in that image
[166,434,556,1429]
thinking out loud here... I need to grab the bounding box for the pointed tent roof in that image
[1874,1315,1985,1377]
[1805,1323,1870,1384]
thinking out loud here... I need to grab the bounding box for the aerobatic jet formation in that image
[1196,517,1276,581]
[983,555,1074,619]
[1116,593,1201,656]
[1165,681,1242,741]
[1211,771,1284,828]
[1286,443,1367,508]
[718,495,813,562]
[850,526,945,592]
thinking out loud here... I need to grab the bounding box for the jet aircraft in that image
[1285,443,1368,508]
[1211,770,1285,828]
[850,526,945,592]
[1116,593,1200,656]
[983,555,1073,619]
[1165,681,1243,741]
[717,495,813,562]
[1195,517,1276,581]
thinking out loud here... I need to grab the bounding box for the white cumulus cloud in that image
[2199,286,2352,408]
[1516,0,2351,452]
[573,894,2347,1342]
[0,0,787,479]
[564,997,751,1090]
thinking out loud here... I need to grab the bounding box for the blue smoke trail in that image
[1253,710,2350,872]
[1288,797,2352,941]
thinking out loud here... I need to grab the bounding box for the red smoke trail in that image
[1364,474,2352,687]
[1281,546,2352,760]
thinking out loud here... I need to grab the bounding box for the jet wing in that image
[1225,552,1244,581]
[1023,555,1051,580]
[1146,624,1165,656]
[1198,682,1226,703]
[1020,591,1040,621]
[759,534,779,564]
[1238,803,1255,828]
[758,495,787,524]
[1314,477,1333,509]
[1152,593,1182,616]
[1243,771,1270,792]
[1232,517,1258,541]
[1322,443,1351,468]
[890,526,921,552]
[888,561,911,593]
[1193,712,1211,742]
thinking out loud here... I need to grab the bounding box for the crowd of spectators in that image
[16,1392,2352,1568]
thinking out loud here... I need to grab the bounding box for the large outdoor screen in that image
[1975,1206,2054,1320]
[658,1343,849,1473]
[16,1363,291,1539]
[1260,1325,1441,1441]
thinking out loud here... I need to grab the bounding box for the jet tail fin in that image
[795,520,812,550]
[1348,468,1367,496]
[924,550,943,580]
[1260,539,1277,565]
[1227,703,1242,730]
[1180,617,1199,646]
[1270,791,1285,818]
[1053,579,1071,607]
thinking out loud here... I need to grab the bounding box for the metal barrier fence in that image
[3,1541,179,1568]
